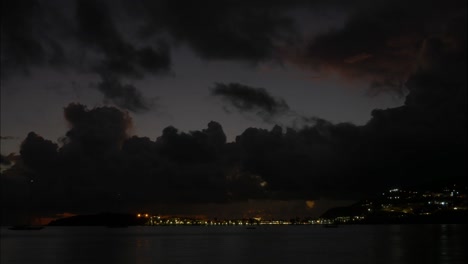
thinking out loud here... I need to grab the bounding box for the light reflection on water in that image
[1,225,467,264]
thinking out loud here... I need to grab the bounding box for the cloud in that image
[366,14,467,135]
[97,76,154,112]
[362,22,467,187]
[233,123,366,199]
[1,0,170,112]
[62,103,133,154]
[290,0,467,94]
[19,132,59,174]
[75,0,171,111]
[75,0,171,78]
[133,0,297,62]
[0,0,68,78]
[5,104,135,215]
[211,82,290,122]
[1,0,295,77]
[2,104,264,216]
[7,0,462,109]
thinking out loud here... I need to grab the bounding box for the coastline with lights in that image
[47,185,468,227]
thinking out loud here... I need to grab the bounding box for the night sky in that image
[1,0,466,223]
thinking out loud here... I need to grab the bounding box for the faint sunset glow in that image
[305,200,315,209]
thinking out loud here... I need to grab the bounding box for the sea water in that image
[1,225,467,264]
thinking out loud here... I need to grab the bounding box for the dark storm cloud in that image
[20,132,59,173]
[205,15,464,197]
[0,0,69,78]
[211,83,290,122]
[293,0,467,94]
[5,0,457,110]
[233,122,367,199]
[132,0,298,62]
[75,0,171,78]
[1,103,265,216]
[362,19,467,187]
[1,0,170,112]
[2,104,136,215]
[75,0,171,111]
[97,76,154,112]
[366,14,467,135]
[2,0,295,77]
[63,103,133,154]
[1,0,296,78]
[126,121,266,203]
[232,32,468,196]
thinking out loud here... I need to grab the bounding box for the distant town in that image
[319,184,468,224]
[48,185,468,227]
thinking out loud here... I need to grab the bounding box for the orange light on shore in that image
[137,214,141,217]
[306,200,316,209]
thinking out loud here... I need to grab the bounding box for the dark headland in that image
[48,213,146,227]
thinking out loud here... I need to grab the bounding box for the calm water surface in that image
[1,225,467,264]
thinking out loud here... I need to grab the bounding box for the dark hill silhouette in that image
[47,213,146,226]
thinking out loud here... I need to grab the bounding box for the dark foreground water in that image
[1,225,467,264]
